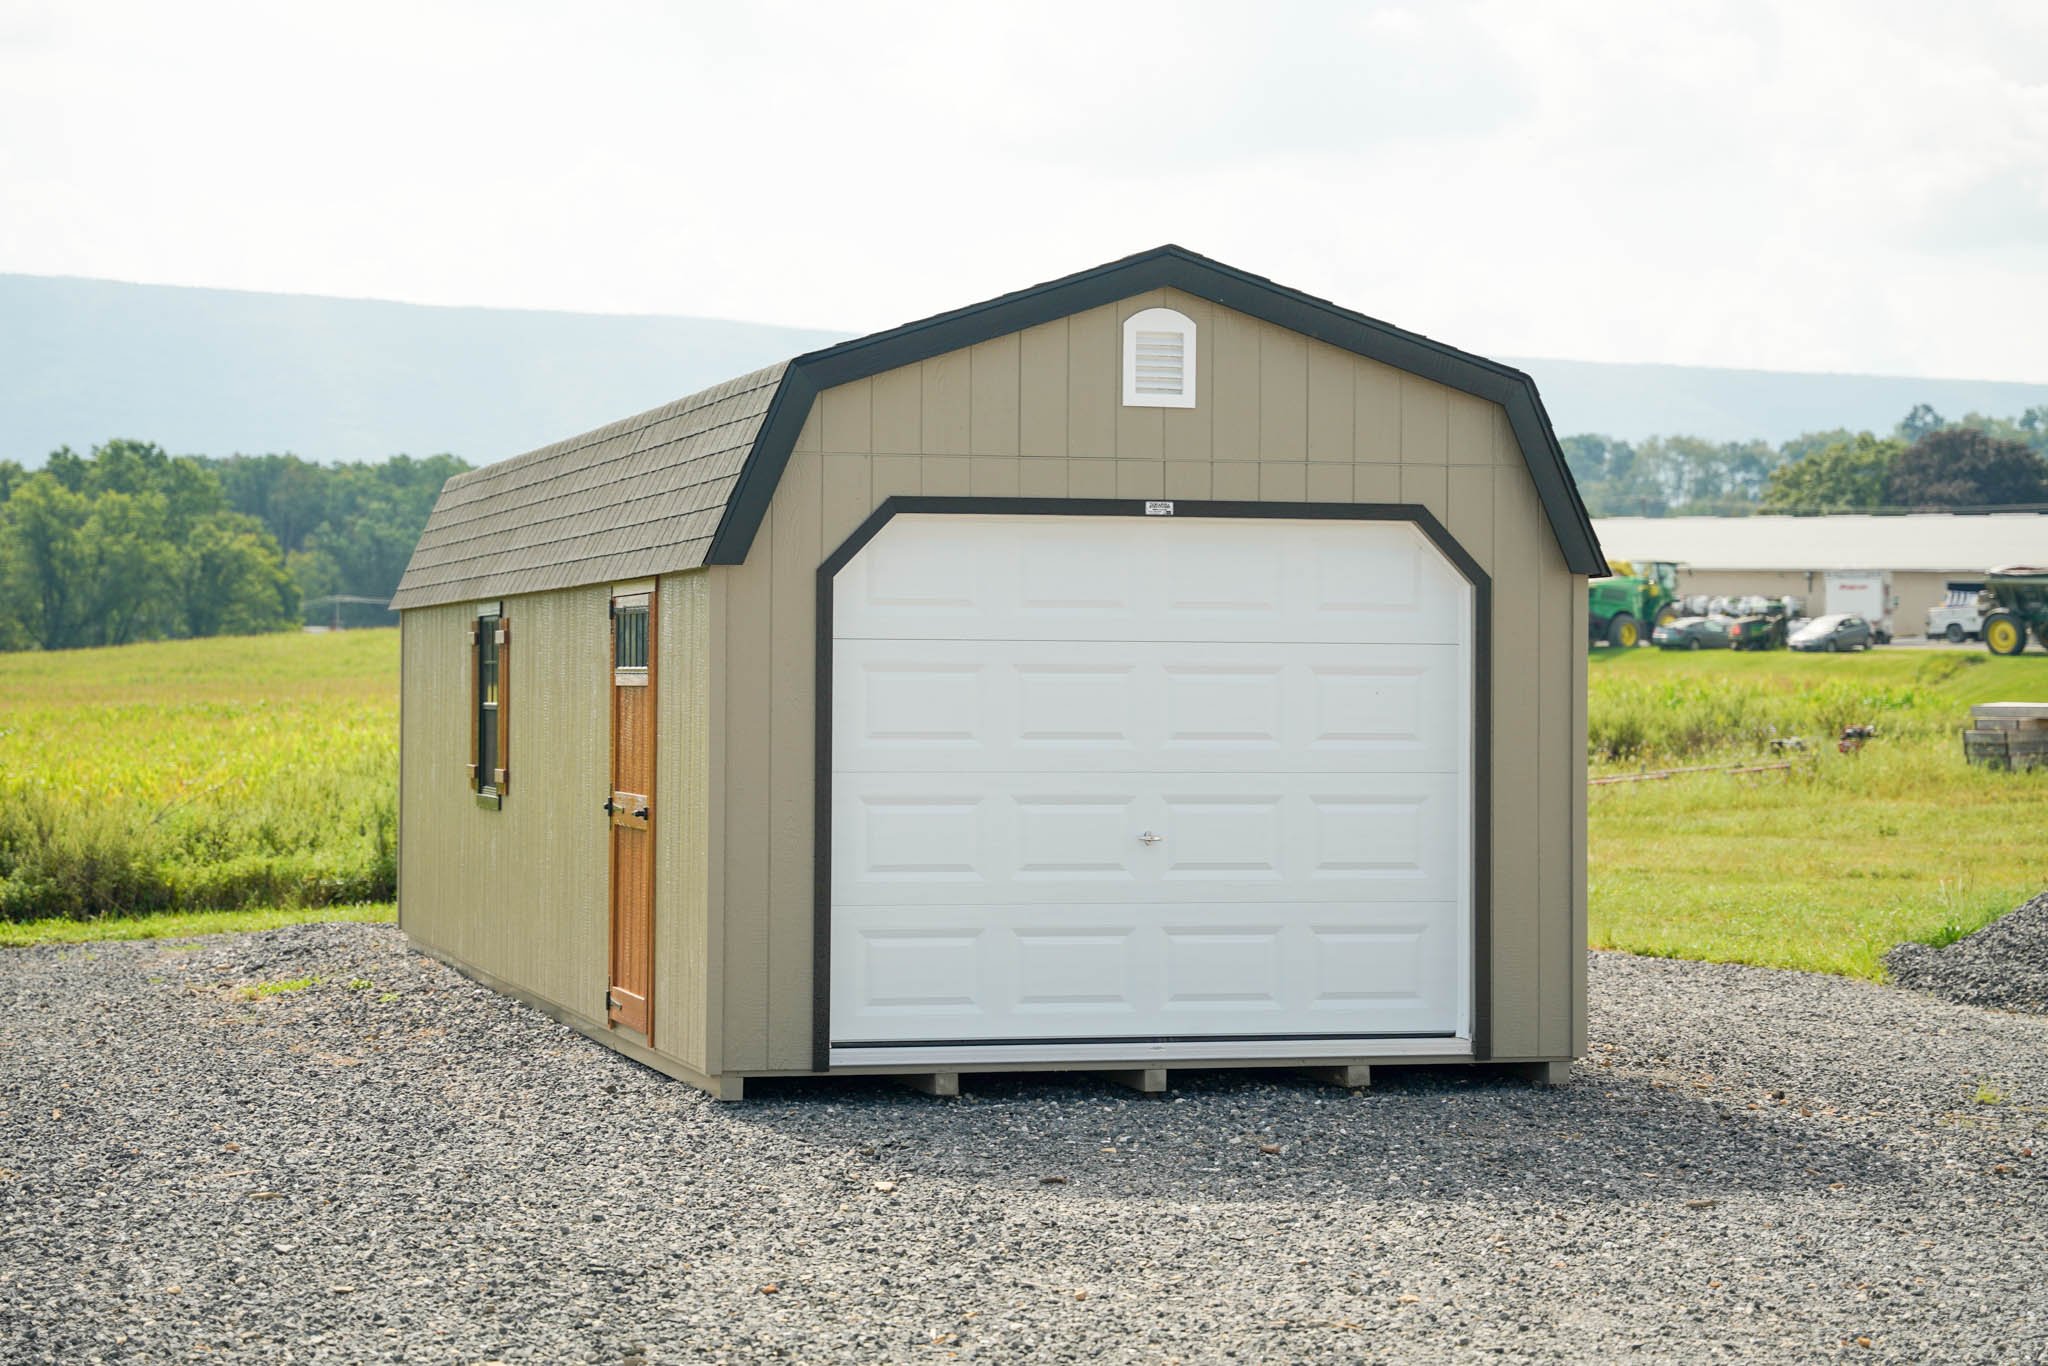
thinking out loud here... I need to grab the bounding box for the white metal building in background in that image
[1593,513,2048,636]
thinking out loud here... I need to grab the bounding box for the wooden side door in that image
[607,589,656,1036]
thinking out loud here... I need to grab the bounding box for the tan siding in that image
[1400,464,1449,524]
[1019,458,1068,498]
[719,517,773,1070]
[871,365,921,454]
[971,456,1022,497]
[1306,342,1354,463]
[1354,463,1402,503]
[1355,360,1402,463]
[1258,328,1308,461]
[1488,462,1545,1056]
[1067,306,1116,457]
[766,452,820,1068]
[920,351,971,455]
[1536,530,1573,1058]
[1305,463,1352,504]
[654,570,713,1071]
[1163,461,1212,500]
[1212,308,1260,460]
[1160,293,1214,463]
[1018,320,1068,458]
[1069,458,1117,498]
[1116,460,1165,499]
[820,378,871,454]
[1400,373,1450,464]
[1447,391,1494,466]
[399,589,609,1024]
[698,291,1579,1074]
[1260,463,1307,502]
[969,335,1021,456]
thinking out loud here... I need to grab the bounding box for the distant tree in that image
[1,474,93,649]
[179,511,300,637]
[0,460,23,503]
[1886,428,2048,508]
[1777,428,1858,464]
[1896,403,1947,444]
[1761,433,1901,512]
[0,441,301,650]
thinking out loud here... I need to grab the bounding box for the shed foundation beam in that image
[898,1072,960,1098]
[1295,1064,1372,1090]
[1509,1060,1574,1088]
[1096,1068,1168,1095]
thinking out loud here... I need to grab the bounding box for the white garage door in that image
[828,512,1474,1065]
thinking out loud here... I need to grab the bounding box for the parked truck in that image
[1588,560,1681,648]
[1926,581,1986,642]
[1981,565,2048,656]
[1824,570,1896,644]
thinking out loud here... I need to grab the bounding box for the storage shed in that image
[390,247,1605,1099]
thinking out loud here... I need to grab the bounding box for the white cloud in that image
[1,0,2043,380]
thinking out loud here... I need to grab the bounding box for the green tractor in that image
[1588,559,1681,648]
[1981,565,2048,656]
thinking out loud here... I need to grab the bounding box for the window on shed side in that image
[1122,307,1197,408]
[470,610,508,799]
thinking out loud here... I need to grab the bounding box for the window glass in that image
[615,605,649,670]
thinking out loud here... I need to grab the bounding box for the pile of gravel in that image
[1886,890,2048,1015]
[1,922,2043,1363]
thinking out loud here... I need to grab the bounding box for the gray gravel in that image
[1887,891,2048,1016]
[2,923,2043,1364]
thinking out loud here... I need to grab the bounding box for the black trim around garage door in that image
[812,497,1494,1073]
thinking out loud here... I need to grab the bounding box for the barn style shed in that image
[390,246,1605,1100]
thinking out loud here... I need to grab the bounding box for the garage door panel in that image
[836,772,1459,904]
[830,512,1474,1052]
[836,639,1466,773]
[830,902,1464,1042]
[836,515,1467,644]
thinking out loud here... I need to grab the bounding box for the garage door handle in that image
[1138,830,1165,845]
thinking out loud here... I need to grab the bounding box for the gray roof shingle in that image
[388,362,786,608]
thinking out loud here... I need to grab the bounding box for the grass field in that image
[2,629,2043,978]
[0,630,397,921]
[1586,646,2048,977]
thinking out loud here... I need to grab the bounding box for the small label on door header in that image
[1144,501,1174,516]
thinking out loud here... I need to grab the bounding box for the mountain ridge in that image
[7,272,2045,466]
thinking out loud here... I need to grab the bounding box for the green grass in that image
[0,903,395,947]
[1587,646,2048,978]
[3,627,2044,984]
[0,630,397,921]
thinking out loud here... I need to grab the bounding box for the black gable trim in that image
[703,245,1606,575]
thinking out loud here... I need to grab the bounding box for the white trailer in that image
[1825,570,1897,643]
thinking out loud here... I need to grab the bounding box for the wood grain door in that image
[608,589,656,1036]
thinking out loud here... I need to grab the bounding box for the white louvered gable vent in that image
[1121,307,1197,408]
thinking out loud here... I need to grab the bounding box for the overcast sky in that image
[3,1,2044,381]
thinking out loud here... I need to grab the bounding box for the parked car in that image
[1652,615,1732,650]
[1789,613,1874,652]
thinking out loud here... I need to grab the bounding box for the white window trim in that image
[1121,307,1196,409]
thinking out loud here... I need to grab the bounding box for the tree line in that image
[0,442,466,651]
[4,404,2045,651]
[1564,404,2048,517]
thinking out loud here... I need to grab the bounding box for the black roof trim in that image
[703,245,1606,575]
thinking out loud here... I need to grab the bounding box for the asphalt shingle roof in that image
[388,362,784,609]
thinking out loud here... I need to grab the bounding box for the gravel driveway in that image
[2,923,2043,1364]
